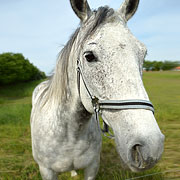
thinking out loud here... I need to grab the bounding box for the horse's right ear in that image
[70,0,91,22]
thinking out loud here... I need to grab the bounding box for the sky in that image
[0,0,180,75]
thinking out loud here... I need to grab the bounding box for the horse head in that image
[70,0,164,172]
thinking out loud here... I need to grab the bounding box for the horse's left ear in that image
[118,0,139,21]
[70,0,91,22]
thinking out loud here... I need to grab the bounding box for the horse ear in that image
[70,0,91,22]
[118,0,139,21]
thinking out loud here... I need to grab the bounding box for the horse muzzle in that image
[102,109,165,172]
[127,133,165,172]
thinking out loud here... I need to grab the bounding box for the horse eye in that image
[84,51,97,62]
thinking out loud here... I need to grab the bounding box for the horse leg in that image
[71,170,78,177]
[84,157,100,180]
[39,165,58,180]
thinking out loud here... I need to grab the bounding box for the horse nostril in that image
[131,144,144,168]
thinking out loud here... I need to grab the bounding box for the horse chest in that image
[34,132,101,172]
[51,141,100,172]
[32,116,101,172]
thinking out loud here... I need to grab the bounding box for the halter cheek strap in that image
[77,60,155,139]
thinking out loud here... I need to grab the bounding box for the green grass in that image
[143,71,180,176]
[0,72,180,179]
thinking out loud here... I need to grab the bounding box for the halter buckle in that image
[92,96,100,111]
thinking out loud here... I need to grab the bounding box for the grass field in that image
[0,71,180,180]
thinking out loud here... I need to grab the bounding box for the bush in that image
[0,52,46,84]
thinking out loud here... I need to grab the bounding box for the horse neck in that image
[50,51,91,124]
[68,55,92,122]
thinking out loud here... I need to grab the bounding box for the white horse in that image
[30,0,164,179]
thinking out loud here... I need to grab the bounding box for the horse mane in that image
[39,7,115,107]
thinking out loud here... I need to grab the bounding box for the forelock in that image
[83,6,115,39]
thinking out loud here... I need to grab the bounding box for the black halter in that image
[77,60,154,139]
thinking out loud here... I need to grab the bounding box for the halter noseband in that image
[77,60,154,139]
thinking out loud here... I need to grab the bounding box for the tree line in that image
[143,60,180,71]
[0,52,46,85]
